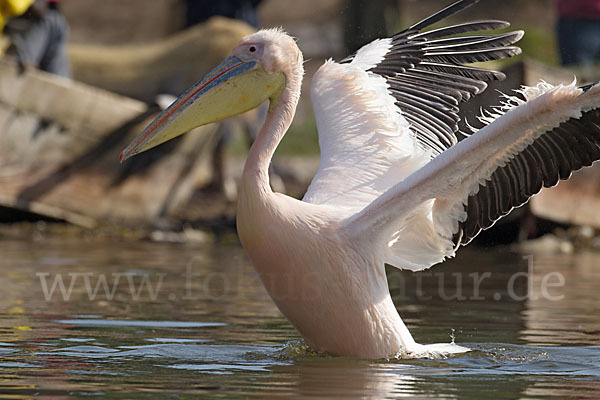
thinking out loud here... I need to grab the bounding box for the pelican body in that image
[121,0,600,358]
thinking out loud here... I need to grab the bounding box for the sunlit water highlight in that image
[0,230,599,398]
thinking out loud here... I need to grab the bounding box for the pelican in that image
[121,0,600,358]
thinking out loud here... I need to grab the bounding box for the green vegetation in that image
[226,114,320,157]
[518,26,559,66]
[276,116,320,156]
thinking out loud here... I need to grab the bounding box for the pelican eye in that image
[249,46,257,53]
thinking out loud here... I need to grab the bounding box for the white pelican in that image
[121,0,600,358]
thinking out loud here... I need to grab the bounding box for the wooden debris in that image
[68,17,255,102]
[0,58,219,228]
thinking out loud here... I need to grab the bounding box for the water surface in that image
[0,227,599,398]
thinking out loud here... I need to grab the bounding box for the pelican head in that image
[120,29,302,162]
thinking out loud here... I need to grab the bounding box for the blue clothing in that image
[185,0,262,29]
[557,18,600,66]
[6,7,70,77]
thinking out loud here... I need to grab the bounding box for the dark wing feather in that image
[408,0,480,31]
[340,0,522,157]
[455,104,600,245]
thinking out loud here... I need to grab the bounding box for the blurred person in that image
[0,0,32,33]
[4,0,70,77]
[184,0,262,29]
[556,0,600,66]
[0,0,33,51]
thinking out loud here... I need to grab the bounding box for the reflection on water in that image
[0,229,599,398]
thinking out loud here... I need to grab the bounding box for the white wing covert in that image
[303,0,522,212]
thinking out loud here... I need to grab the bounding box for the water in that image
[0,226,599,398]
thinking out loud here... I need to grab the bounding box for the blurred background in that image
[0,0,599,243]
[1,2,600,397]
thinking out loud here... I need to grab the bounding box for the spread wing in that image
[303,0,522,210]
[344,82,600,270]
[455,84,600,245]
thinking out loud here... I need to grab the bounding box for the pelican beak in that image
[120,55,285,162]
